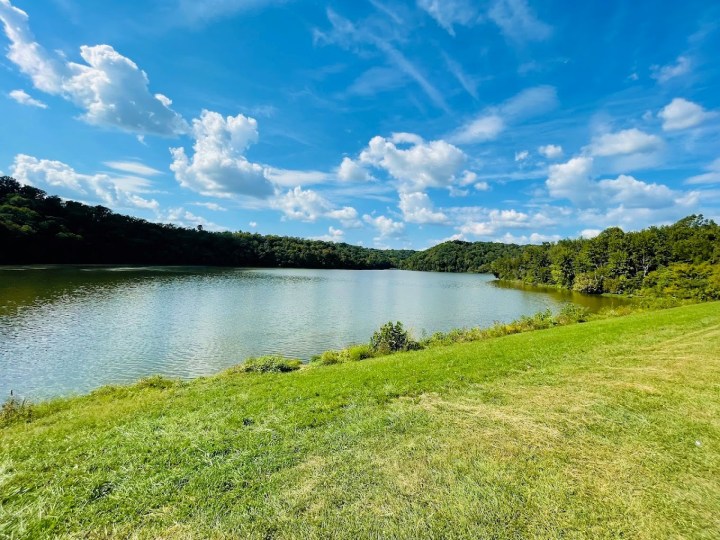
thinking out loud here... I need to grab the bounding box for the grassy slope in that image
[1,303,719,539]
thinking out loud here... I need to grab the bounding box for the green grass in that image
[2,302,719,539]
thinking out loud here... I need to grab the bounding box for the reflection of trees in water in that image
[490,278,632,312]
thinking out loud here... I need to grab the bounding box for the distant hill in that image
[401,240,523,273]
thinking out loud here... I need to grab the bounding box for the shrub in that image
[313,350,344,365]
[555,304,590,325]
[1,395,33,427]
[345,344,375,361]
[370,322,420,355]
[242,356,302,373]
[136,375,178,390]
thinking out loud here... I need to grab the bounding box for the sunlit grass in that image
[1,302,719,538]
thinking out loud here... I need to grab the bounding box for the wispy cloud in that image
[8,88,47,108]
[315,8,449,111]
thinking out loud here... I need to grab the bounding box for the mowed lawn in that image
[1,303,719,539]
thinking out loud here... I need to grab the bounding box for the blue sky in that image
[1,0,719,248]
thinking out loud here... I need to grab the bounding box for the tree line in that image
[490,216,720,300]
[3,175,718,300]
[0,177,413,268]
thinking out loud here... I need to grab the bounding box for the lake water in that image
[0,266,628,399]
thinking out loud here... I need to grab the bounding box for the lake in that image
[0,266,628,399]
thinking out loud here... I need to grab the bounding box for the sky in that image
[1,0,719,249]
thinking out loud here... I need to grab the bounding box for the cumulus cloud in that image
[588,128,663,157]
[8,88,46,108]
[651,56,691,83]
[337,157,371,182]
[514,150,530,161]
[275,186,360,226]
[658,98,714,131]
[546,156,699,213]
[313,226,345,243]
[417,0,477,36]
[170,110,273,198]
[398,191,448,224]
[488,0,552,42]
[0,0,187,135]
[161,207,222,231]
[580,229,601,239]
[363,213,405,239]
[546,156,594,202]
[597,174,688,209]
[10,154,160,211]
[358,133,467,191]
[538,144,563,159]
[457,208,556,240]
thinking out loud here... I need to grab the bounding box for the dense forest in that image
[0,177,413,268]
[491,216,720,299]
[2,176,719,300]
[400,240,522,273]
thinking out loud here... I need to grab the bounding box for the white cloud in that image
[170,110,273,198]
[458,208,556,239]
[10,154,159,211]
[450,114,505,144]
[580,229,601,239]
[597,174,684,209]
[249,221,258,228]
[326,206,361,227]
[450,86,557,144]
[265,168,331,187]
[358,133,467,191]
[588,128,663,157]
[398,191,448,224]
[313,226,345,243]
[275,186,331,222]
[545,155,697,211]
[346,66,407,96]
[499,232,561,244]
[417,0,477,36]
[191,202,227,211]
[363,213,405,239]
[161,207,222,231]
[546,156,594,202]
[275,186,360,226]
[104,161,162,176]
[515,150,530,161]
[488,0,552,42]
[651,56,691,83]
[337,157,370,182]
[0,1,188,136]
[658,98,714,131]
[538,144,563,159]
[686,158,720,185]
[8,88,46,108]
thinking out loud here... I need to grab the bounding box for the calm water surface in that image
[0,266,628,399]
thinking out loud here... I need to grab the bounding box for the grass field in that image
[1,302,719,539]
